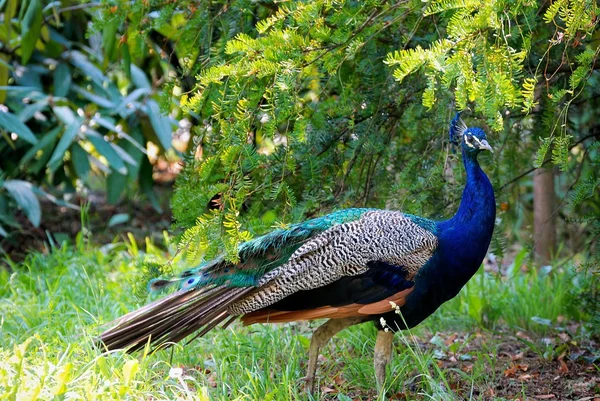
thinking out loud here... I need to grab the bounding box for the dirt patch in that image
[321,330,599,401]
[2,186,173,263]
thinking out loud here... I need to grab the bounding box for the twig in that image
[498,131,600,190]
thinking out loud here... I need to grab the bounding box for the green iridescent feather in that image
[150,208,375,291]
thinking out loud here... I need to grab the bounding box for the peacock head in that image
[449,112,493,155]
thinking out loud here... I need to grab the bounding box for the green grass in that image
[0,237,592,400]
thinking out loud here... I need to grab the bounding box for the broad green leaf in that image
[70,142,90,179]
[0,55,8,103]
[122,41,131,80]
[48,117,83,170]
[115,88,151,116]
[53,362,72,396]
[0,85,39,92]
[30,186,79,210]
[131,65,151,89]
[64,50,108,87]
[107,171,127,204]
[112,143,138,167]
[3,180,41,227]
[108,213,130,227]
[4,0,17,36]
[53,62,71,97]
[86,130,127,174]
[146,99,173,151]
[52,106,77,125]
[17,98,49,122]
[122,359,139,386]
[0,109,38,144]
[93,115,120,132]
[21,0,43,64]
[120,127,145,180]
[139,156,162,212]
[19,126,60,167]
[71,85,116,109]
[102,17,120,62]
[0,223,7,237]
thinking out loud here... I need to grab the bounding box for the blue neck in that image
[437,149,496,275]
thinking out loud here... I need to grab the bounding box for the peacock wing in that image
[240,260,417,324]
[230,210,438,318]
[150,208,376,292]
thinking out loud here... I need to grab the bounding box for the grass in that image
[0,235,596,400]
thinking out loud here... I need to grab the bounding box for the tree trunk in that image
[533,166,556,265]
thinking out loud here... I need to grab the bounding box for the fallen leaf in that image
[558,359,569,374]
[511,352,524,361]
[461,363,473,373]
[333,375,346,386]
[558,332,570,342]
[504,365,517,377]
[536,395,556,399]
[518,374,533,381]
[320,386,336,394]
[505,362,531,377]
[444,333,458,346]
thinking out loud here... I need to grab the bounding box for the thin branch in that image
[498,131,600,190]
[43,2,102,24]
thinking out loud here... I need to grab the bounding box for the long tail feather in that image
[98,286,253,352]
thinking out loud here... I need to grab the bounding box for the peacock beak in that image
[479,139,493,153]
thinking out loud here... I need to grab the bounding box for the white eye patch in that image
[464,134,484,148]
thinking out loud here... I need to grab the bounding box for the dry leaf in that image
[444,333,458,346]
[511,352,524,361]
[333,375,346,386]
[558,359,569,374]
[504,365,517,377]
[536,394,556,399]
[516,331,533,341]
[518,374,533,381]
[504,363,529,377]
[461,363,473,373]
[320,386,336,394]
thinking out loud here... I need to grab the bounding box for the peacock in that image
[99,113,496,393]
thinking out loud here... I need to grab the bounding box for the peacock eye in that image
[465,135,473,144]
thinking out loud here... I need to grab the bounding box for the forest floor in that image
[1,213,598,400]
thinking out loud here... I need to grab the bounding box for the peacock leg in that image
[374,329,394,392]
[304,317,364,394]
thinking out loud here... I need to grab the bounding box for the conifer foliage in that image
[102,0,598,314]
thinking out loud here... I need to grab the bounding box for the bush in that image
[0,0,177,237]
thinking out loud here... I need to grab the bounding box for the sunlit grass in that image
[0,237,590,400]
